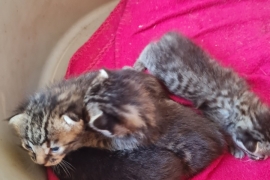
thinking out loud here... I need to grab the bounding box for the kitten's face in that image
[234,130,270,160]
[234,106,270,160]
[9,88,85,166]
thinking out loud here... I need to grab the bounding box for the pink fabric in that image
[48,0,270,179]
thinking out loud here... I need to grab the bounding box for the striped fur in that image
[9,72,93,166]
[9,69,172,166]
[134,32,270,160]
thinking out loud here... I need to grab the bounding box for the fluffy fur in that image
[134,32,270,160]
[55,146,184,180]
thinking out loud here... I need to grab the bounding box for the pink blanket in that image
[48,0,270,179]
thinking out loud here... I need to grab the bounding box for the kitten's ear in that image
[88,108,114,137]
[88,105,146,138]
[99,69,109,78]
[87,106,122,137]
[85,69,110,97]
[90,111,132,138]
[92,69,109,84]
[9,114,25,132]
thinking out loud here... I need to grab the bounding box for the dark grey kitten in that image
[55,146,184,180]
[134,32,270,160]
[54,90,225,180]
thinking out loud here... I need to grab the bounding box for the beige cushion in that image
[0,0,118,179]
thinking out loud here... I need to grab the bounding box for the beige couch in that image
[0,0,118,179]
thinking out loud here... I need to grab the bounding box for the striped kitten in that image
[134,32,270,160]
[9,69,170,166]
[55,94,225,180]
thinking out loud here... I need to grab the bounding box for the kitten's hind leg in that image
[133,42,158,72]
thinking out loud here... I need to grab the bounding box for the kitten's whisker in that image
[64,163,71,178]
[54,166,58,174]
[59,162,69,177]
[53,165,59,174]
[62,162,70,177]
[56,164,61,175]
[62,160,71,172]
[61,161,71,177]
[62,160,75,171]
[57,165,61,174]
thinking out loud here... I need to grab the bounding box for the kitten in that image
[55,146,184,180]
[134,32,270,160]
[8,69,170,166]
[54,94,225,180]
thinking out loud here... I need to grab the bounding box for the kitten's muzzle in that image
[33,154,64,166]
[44,158,62,166]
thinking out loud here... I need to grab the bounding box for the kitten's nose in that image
[44,162,52,167]
[36,156,45,165]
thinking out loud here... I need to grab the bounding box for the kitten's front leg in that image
[123,62,146,72]
[133,61,146,72]
[230,145,245,159]
[133,41,159,72]
[226,133,245,158]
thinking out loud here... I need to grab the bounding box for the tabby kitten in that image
[134,32,270,160]
[55,92,225,180]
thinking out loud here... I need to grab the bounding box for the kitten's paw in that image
[133,61,146,72]
[230,146,245,159]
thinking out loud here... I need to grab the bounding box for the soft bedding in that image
[48,0,270,179]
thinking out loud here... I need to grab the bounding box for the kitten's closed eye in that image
[62,115,83,125]
[22,143,33,151]
[25,144,32,150]
[65,113,80,122]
